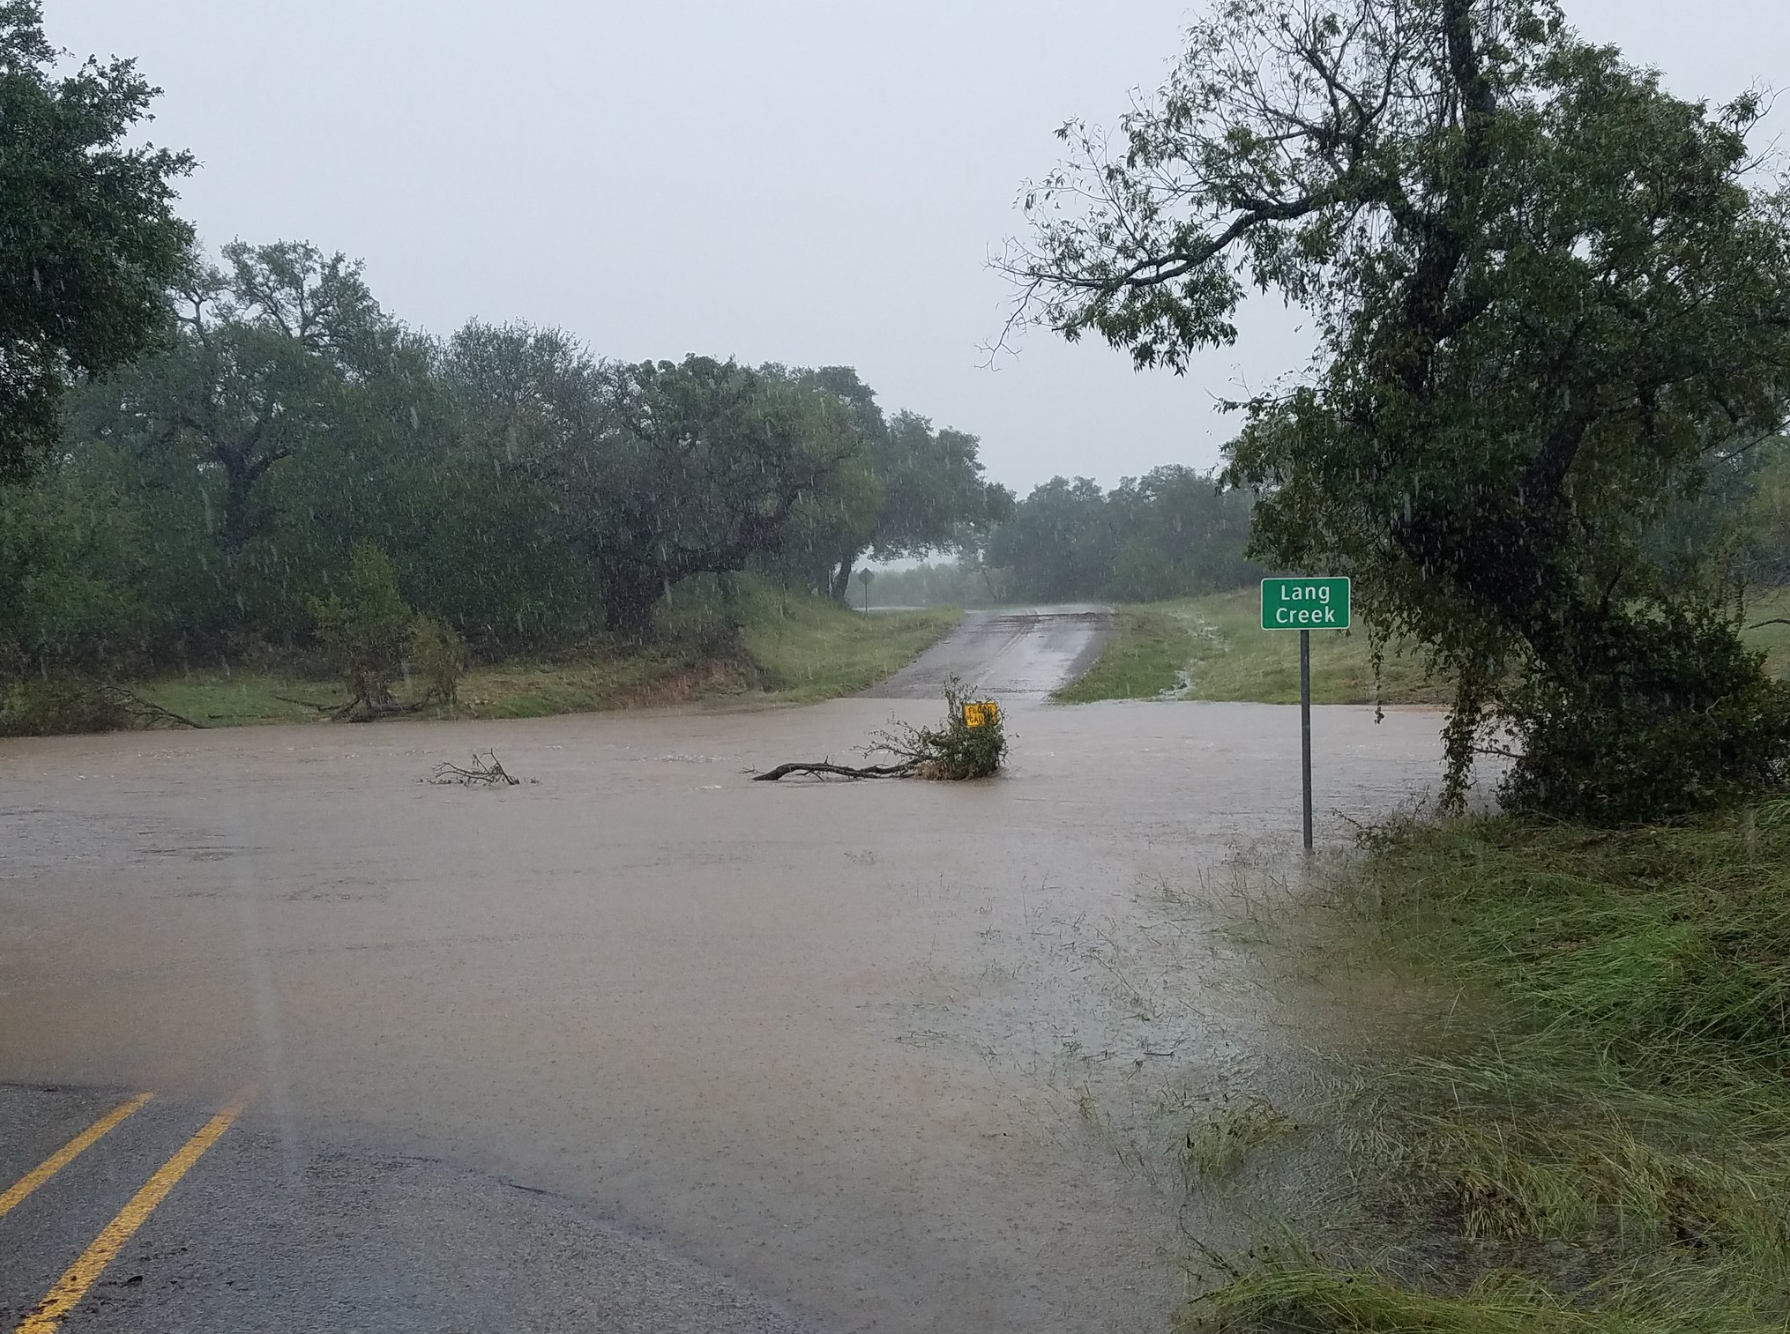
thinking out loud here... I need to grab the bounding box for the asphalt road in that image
[1,606,1447,1333]
[864,606,1115,699]
[0,1084,809,1333]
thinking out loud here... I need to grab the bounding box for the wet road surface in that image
[0,1084,805,1333]
[0,610,1448,1333]
[865,606,1114,700]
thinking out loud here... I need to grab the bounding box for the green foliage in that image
[0,1,194,484]
[1056,593,1449,704]
[1186,810,1790,1331]
[1179,1097,1296,1180]
[769,367,1010,601]
[864,555,1010,607]
[0,477,149,677]
[119,579,959,727]
[876,679,1008,779]
[16,234,981,678]
[727,579,961,701]
[870,408,1010,562]
[1008,0,1790,820]
[445,327,935,638]
[1499,605,1790,821]
[987,467,1262,603]
[1740,439,1790,586]
[0,675,130,737]
[1378,814,1790,1070]
[308,544,413,710]
[409,614,467,708]
[1054,604,1204,702]
[987,475,1113,599]
[582,355,860,637]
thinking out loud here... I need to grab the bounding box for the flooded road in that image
[0,625,1447,1331]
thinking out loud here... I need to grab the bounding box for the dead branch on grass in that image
[273,693,338,713]
[335,697,427,723]
[95,684,204,729]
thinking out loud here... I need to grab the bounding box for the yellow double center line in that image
[0,1093,154,1221]
[7,1091,251,1334]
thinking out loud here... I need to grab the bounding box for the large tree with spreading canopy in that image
[1001,0,1790,819]
[0,1,193,484]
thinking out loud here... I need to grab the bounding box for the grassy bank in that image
[1059,585,1790,705]
[7,582,960,731]
[1187,809,1790,1332]
[1055,589,1447,705]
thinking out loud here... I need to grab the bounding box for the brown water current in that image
[0,672,1446,1331]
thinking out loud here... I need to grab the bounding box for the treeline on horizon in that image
[872,442,1790,609]
[871,468,1263,606]
[0,238,1291,681]
[2,240,1021,677]
[7,230,1785,683]
[7,261,1787,679]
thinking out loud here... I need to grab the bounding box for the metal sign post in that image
[1300,628,1312,852]
[1261,578,1351,853]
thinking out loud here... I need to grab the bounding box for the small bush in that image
[410,614,467,709]
[1501,606,1790,823]
[876,678,1007,779]
[309,544,413,715]
[0,676,131,736]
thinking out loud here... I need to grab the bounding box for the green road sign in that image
[1261,577,1351,630]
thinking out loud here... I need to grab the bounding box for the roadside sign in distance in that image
[1259,575,1351,854]
[1260,577,1351,631]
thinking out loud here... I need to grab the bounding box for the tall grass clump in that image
[1184,804,1790,1332]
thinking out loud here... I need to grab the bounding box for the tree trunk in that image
[829,547,859,602]
[601,569,662,641]
[219,458,256,561]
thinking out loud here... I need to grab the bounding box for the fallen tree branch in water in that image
[752,678,1006,783]
[752,759,917,782]
[428,751,521,786]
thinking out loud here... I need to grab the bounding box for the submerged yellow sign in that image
[962,701,1000,729]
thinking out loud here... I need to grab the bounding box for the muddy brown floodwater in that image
[0,674,1446,1332]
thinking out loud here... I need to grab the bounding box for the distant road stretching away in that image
[864,606,1115,701]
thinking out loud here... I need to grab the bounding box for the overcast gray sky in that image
[44,1,1790,496]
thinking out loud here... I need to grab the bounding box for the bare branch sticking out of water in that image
[428,751,524,786]
[753,678,1007,782]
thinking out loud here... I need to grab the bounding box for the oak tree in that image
[1003,0,1790,818]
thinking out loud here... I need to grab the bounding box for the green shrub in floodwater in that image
[874,677,1007,780]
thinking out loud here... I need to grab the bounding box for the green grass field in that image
[123,583,960,729]
[1190,809,1790,1332]
[1055,589,1447,705]
[1060,585,1790,706]
[1747,585,1790,679]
